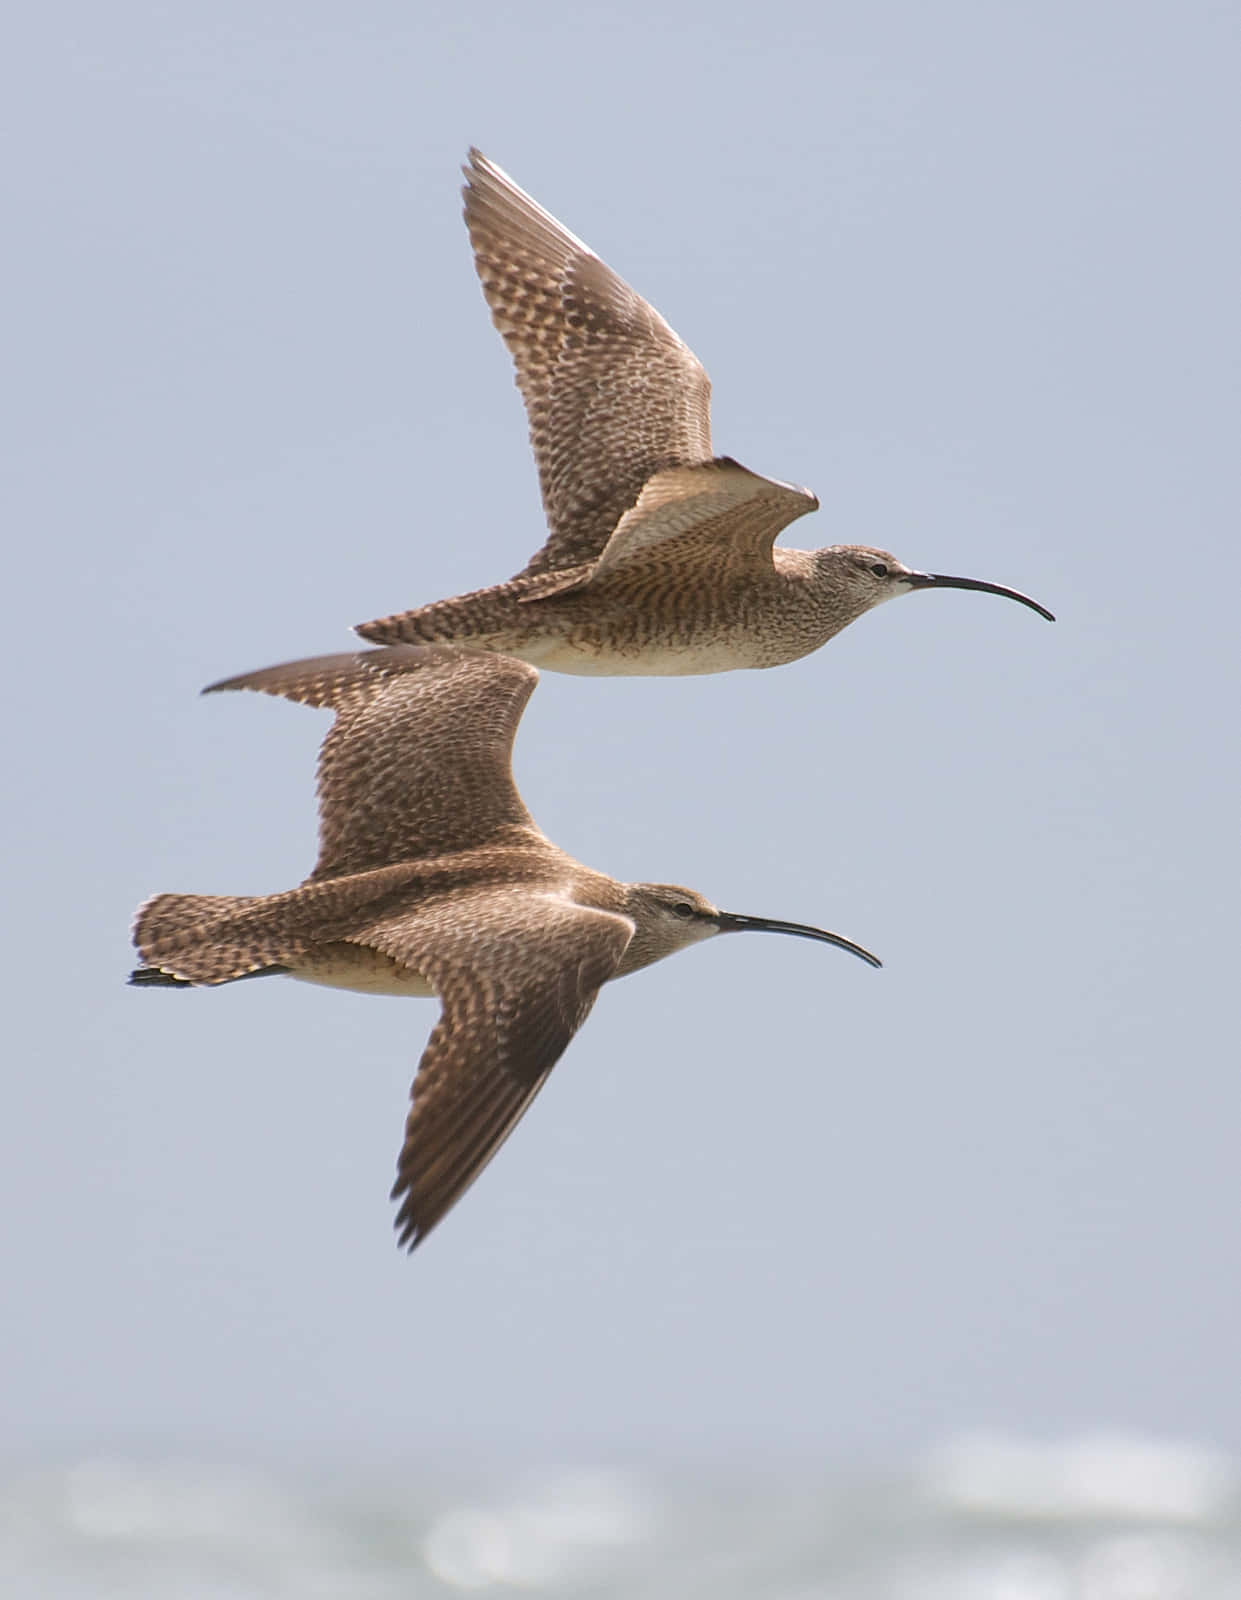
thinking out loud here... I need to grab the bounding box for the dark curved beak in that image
[905,571,1055,622]
[716,912,882,969]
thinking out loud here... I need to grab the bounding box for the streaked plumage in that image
[130,647,879,1249]
[356,150,1053,674]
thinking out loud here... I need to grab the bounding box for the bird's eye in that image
[672,902,695,920]
[869,562,889,578]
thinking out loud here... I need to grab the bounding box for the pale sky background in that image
[3,0,1239,1469]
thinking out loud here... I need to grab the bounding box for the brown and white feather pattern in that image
[354,463,821,671]
[356,889,634,1248]
[582,459,818,584]
[206,646,542,877]
[464,148,713,574]
[132,865,429,984]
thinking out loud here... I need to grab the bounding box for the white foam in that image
[921,1432,1238,1523]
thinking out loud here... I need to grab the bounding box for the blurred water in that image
[3,1433,1239,1598]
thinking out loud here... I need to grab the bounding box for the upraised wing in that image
[353,889,635,1248]
[465,149,714,575]
[206,646,540,879]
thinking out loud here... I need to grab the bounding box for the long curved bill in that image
[717,912,882,968]
[905,571,1055,622]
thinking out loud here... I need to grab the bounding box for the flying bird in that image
[131,646,879,1249]
[356,150,1053,674]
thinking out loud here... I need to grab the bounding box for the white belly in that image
[287,943,436,997]
[524,636,775,677]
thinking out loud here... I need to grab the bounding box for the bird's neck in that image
[771,547,878,644]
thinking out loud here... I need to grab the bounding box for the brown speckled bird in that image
[356,150,1053,674]
[130,646,879,1250]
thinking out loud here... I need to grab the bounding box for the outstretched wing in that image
[354,888,635,1249]
[465,149,713,575]
[206,646,540,878]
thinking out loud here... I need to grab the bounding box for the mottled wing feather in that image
[354,891,635,1248]
[571,458,819,588]
[465,149,714,574]
[206,646,540,878]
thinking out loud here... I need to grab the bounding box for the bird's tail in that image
[353,574,563,649]
[129,867,423,987]
[130,891,291,987]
